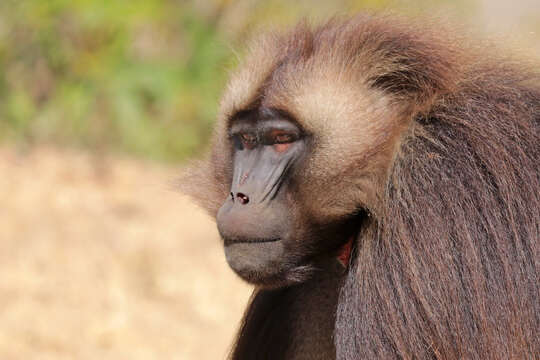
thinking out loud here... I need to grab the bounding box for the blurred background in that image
[0,0,538,359]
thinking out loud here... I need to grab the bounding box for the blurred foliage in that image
[0,0,472,161]
[0,0,233,161]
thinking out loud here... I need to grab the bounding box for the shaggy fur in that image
[181,14,539,359]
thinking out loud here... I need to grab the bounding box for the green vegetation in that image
[0,0,472,162]
[0,0,234,161]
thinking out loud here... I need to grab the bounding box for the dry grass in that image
[0,146,251,360]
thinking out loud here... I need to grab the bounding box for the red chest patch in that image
[337,238,353,268]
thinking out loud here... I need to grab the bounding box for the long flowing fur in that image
[337,73,540,358]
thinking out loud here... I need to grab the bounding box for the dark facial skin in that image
[216,109,358,288]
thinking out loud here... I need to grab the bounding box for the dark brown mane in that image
[333,17,540,359]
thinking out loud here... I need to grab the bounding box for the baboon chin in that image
[181,13,539,360]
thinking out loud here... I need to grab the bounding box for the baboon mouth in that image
[223,237,281,246]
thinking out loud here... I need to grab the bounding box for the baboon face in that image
[216,107,360,288]
[188,24,416,288]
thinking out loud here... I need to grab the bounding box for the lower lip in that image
[224,237,281,245]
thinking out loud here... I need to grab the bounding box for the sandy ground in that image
[0,146,251,360]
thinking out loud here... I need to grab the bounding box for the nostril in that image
[236,192,249,205]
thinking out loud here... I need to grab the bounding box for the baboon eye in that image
[269,131,297,152]
[240,133,257,148]
[274,133,294,144]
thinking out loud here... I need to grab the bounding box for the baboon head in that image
[182,18,458,288]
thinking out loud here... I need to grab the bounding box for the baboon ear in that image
[178,156,228,217]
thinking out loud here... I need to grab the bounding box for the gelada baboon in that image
[181,14,539,359]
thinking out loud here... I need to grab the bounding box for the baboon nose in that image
[236,192,249,204]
